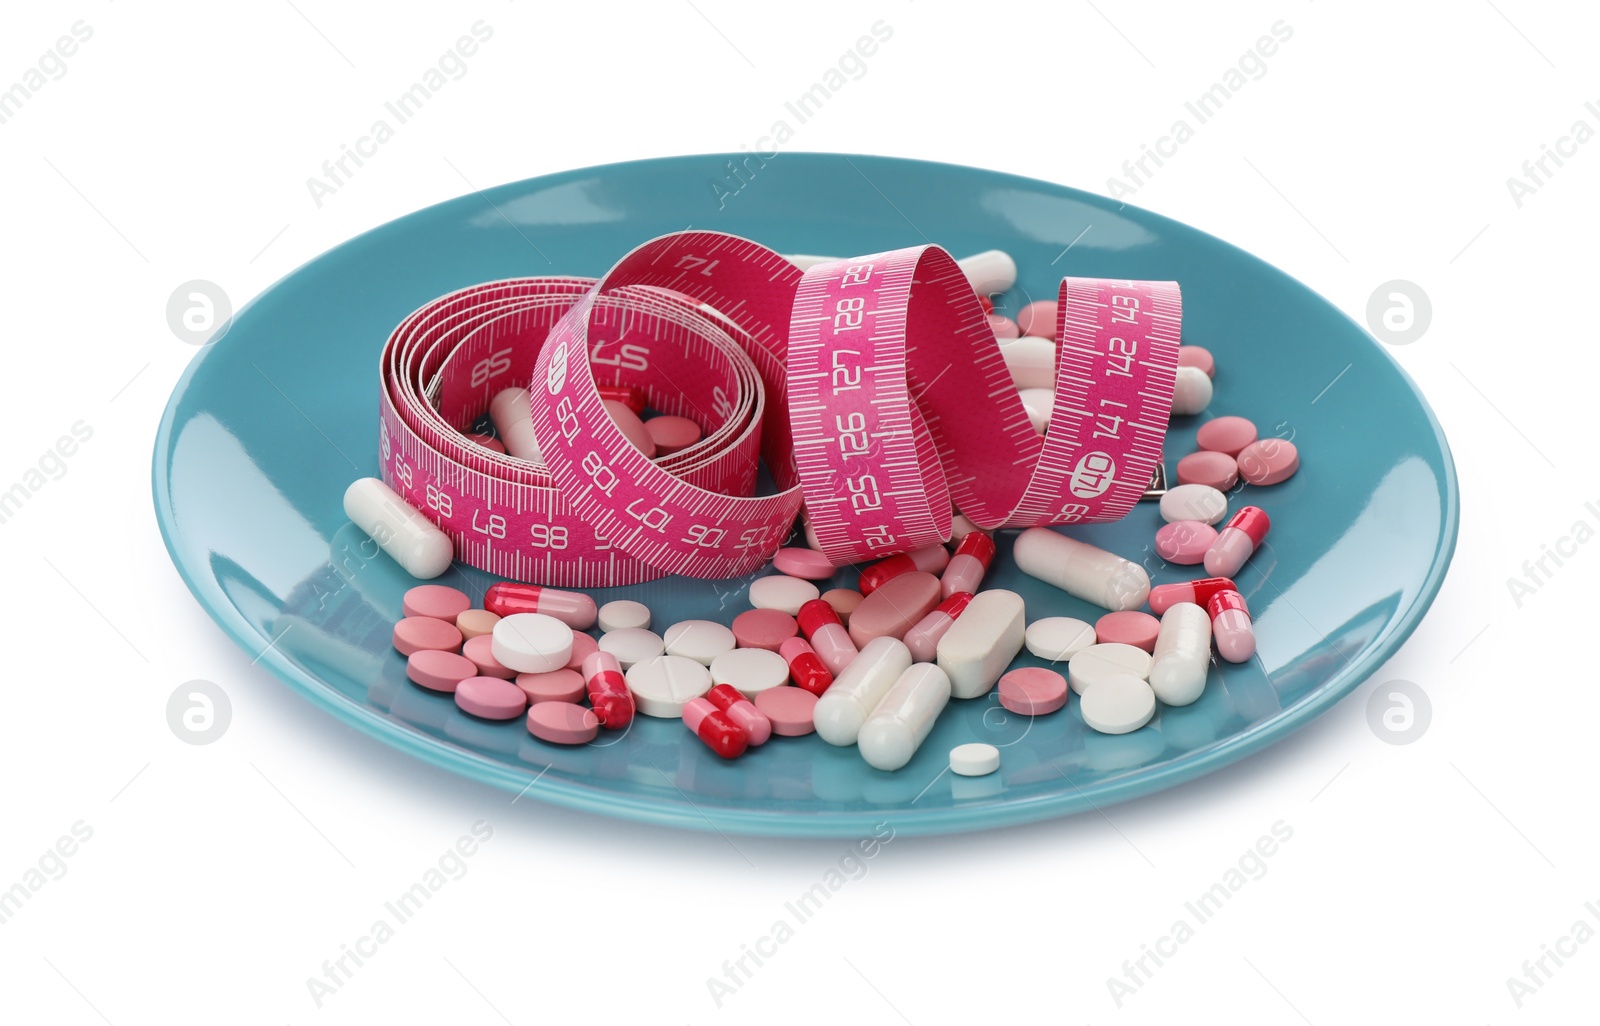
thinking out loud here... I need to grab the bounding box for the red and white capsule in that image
[1207,589,1256,663]
[706,682,772,746]
[1147,576,1239,616]
[903,592,974,662]
[940,532,995,598]
[1205,507,1270,578]
[857,545,950,596]
[778,636,833,696]
[596,383,647,415]
[681,697,749,759]
[797,599,858,676]
[579,651,635,729]
[484,582,598,631]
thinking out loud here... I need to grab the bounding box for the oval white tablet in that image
[1024,617,1098,662]
[1079,673,1156,734]
[490,613,573,674]
[1067,642,1152,695]
[1159,484,1229,526]
[624,655,713,718]
[598,627,664,670]
[749,575,821,615]
[708,647,791,697]
[662,619,737,666]
[1019,388,1054,434]
[936,589,1026,700]
[597,600,651,633]
[1000,336,1056,390]
[950,742,1001,777]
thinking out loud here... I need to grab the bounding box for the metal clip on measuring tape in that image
[377,231,1181,588]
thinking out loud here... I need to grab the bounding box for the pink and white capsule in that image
[1205,506,1271,578]
[1207,589,1256,663]
[941,532,995,598]
[857,545,950,595]
[797,599,858,676]
[903,592,973,663]
[706,682,772,746]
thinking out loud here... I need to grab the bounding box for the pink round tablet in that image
[462,633,516,679]
[1178,345,1215,378]
[754,686,818,736]
[1237,438,1300,485]
[407,649,477,693]
[1015,299,1059,339]
[402,585,472,621]
[1096,610,1162,652]
[516,668,586,704]
[998,667,1069,716]
[1176,450,1239,490]
[565,630,599,671]
[821,588,863,625]
[773,546,835,580]
[455,608,500,640]
[731,608,799,651]
[988,314,1019,339]
[455,676,528,720]
[645,415,702,456]
[1155,520,1218,565]
[1196,415,1258,456]
[526,701,600,745]
[392,616,463,656]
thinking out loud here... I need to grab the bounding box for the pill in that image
[596,383,646,415]
[706,682,772,746]
[1024,617,1097,662]
[1149,603,1212,706]
[750,574,821,615]
[936,589,1026,700]
[624,654,712,717]
[1205,506,1271,578]
[604,399,657,458]
[857,545,950,595]
[392,616,463,656]
[754,685,818,736]
[1079,673,1156,734]
[455,608,501,640]
[580,651,635,728]
[490,387,541,461]
[848,571,942,648]
[1068,643,1152,695]
[903,592,973,662]
[1160,483,1228,525]
[598,627,664,670]
[343,477,454,579]
[462,634,516,679]
[1176,450,1239,490]
[773,547,836,580]
[948,513,991,548]
[483,582,597,630]
[941,531,995,598]
[1237,438,1300,486]
[1208,589,1256,663]
[814,636,912,746]
[1096,610,1161,652]
[950,742,1000,776]
[730,608,798,651]
[1016,300,1059,339]
[779,636,833,696]
[467,433,505,454]
[797,599,858,676]
[1170,365,1213,416]
[1001,336,1057,389]
[857,663,951,771]
[989,314,1020,339]
[1178,345,1215,378]
[998,666,1069,716]
[597,600,651,633]
[565,630,598,671]
[1148,576,1239,616]
[515,668,586,705]
[455,676,528,720]
[1013,527,1151,611]
[1154,520,1218,565]
[802,514,822,551]
[526,701,600,745]
[1196,415,1258,456]
[663,619,737,666]
[645,414,702,455]
[681,697,749,759]
[1019,388,1054,434]
[957,249,1018,295]
[402,585,471,621]
[821,588,863,624]
[406,649,477,693]
[491,613,574,674]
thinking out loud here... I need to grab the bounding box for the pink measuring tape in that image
[377,230,1180,587]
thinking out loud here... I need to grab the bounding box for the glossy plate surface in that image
[153,153,1457,836]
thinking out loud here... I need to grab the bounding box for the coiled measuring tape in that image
[378,230,1180,587]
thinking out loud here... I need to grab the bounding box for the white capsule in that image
[1000,336,1057,390]
[936,589,1026,699]
[343,477,454,579]
[1159,483,1229,526]
[857,663,952,771]
[1019,388,1054,434]
[1149,602,1212,706]
[956,249,1018,296]
[814,636,912,746]
[490,386,541,462]
[1169,365,1213,417]
[1013,528,1151,611]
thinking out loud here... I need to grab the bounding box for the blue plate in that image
[153,153,1457,837]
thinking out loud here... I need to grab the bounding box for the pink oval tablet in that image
[821,588,864,625]
[462,634,516,679]
[403,585,472,621]
[516,668,586,704]
[1176,450,1239,490]
[998,667,1069,716]
[1154,520,1218,565]
[566,630,599,671]
[847,572,941,648]
[1178,345,1215,378]
[455,608,500,640]
[731,608,799,652]
[526,701,600,745]
[645,415,702,456]
[455,676,528,720]
[407,649,477,693]
[772,546,835,580]
[1015,299,1059,339]
[1196,415,1258,456]
[754,686,818,736]
[1096,610,1162,652]
[1237,438,1300,485]
[988,314,1019,339]
[393,616,463,656]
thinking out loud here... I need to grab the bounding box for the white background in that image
[2,1,1596,1022]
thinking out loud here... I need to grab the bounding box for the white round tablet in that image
[490,613,573,674]
[950,742,1001,777]
[1159,483,1228,526]
[749,575,821,615]
[708,647,790,697]
[598,627,664,670]
[1170,364,1214,416]
[662,619,737,666]
[1068,643,1152,695]
[1078,673,1156,734]
[597,600,651,633]
[624,655,713,717]
[1025,617,1097,662]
